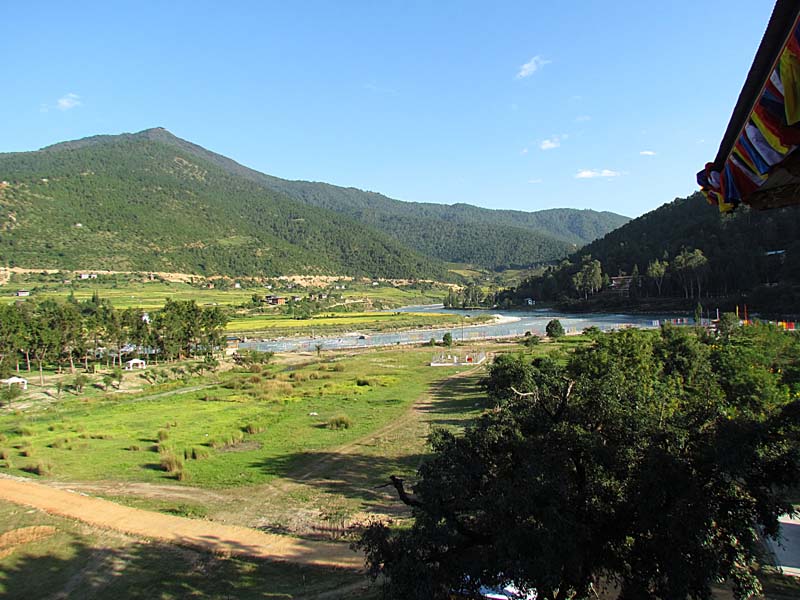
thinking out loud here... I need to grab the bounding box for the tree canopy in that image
[358,325,800,599]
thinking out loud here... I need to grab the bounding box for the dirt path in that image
[0,475,361,569]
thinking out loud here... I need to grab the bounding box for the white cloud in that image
[57,93,81,110]
[528,178,543,184]
[540,136,562,150]
[575,169,621,179]
[575,115,591,122]
[639,150,656,156]
[516,55,551,79]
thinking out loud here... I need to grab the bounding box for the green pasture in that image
[0,347,464,488]
[1,280,255,309]
[340,283,446,305]
[2,274,450,310]
[226,310,478,334]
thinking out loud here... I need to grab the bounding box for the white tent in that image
[1,376,28,390]
[125,358,146,370]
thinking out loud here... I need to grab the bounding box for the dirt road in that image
[0,475,362,569]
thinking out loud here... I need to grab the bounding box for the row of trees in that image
[513,247,712,303]
[512,194,800,309]
[359,324,800,599]
[443,284,498,309]
[0,294,228,384]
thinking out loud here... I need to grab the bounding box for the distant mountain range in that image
[0,128,629,278]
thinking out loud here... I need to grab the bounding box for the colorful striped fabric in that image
[698,14,800,212]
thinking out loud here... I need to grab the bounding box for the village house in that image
[124,358,146,370]
[1,376,28,390]
[15,290,30,297]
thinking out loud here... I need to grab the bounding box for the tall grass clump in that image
[327,414,352,430]
[185,446,210,460]
[243,422,266,435]
[23,460,52,476]
[159,450,184,478]
[157,429,170,442]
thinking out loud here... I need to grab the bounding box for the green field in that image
[0,347,467,488]
[2,274,450,310]
[1,280,256,309]
[226,310,481,335]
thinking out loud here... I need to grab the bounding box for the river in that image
[239,305,684,353]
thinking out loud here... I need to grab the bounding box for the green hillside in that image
[513,192,800,313]
[73,128,626,270]
[0,134,447,279]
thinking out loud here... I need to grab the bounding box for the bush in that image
[157,429,170,442]
[0,448,10,460]
[442,332,453,347]
[523,334,540,348]
[327,414,352,430]
[331,364,345,372]
[356,378,371,387]
[546,319,565,339]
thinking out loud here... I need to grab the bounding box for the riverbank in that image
[241,306,677,354]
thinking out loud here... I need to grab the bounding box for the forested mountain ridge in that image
[0,134,448,279]
[42,128,628,270]
[513,192,800,313]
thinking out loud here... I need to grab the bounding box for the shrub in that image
[20,447,34,457]
[331,364,345,372]
[523,335,540,348]
[327,414,352,430]
[442,332,453,347]
[157,429,170,442]
[356,378,371,387]
[0,448,10,460]
[72,374,89,393]
[546,319,565,339]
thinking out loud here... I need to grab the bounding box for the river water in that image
[240,305,682,353]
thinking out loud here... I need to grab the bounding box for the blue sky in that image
[0,0,778,217]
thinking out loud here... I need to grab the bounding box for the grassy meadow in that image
[0,346,469,488]
[1,272,449,310]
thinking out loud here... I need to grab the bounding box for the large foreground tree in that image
[358,325,800,599]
